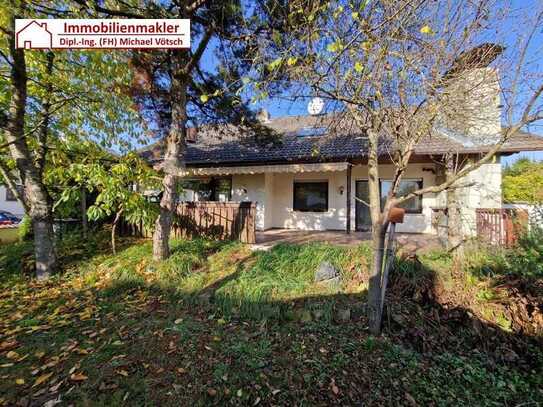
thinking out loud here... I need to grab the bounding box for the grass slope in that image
[0,231,541,406]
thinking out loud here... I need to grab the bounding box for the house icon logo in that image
[16,20,52,49]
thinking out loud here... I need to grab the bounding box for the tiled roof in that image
[139,115,543,167]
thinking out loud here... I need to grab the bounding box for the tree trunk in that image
[81,187,88,238]
[5,18,56,279]
[368,223,387,334]
[366,128,386,335]
[153,173,178,260]
[111,209,123,255]
[152,51,187,261]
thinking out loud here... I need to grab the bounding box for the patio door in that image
[355,180,371,231]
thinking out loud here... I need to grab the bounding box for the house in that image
[0,185,25,217]
[140,73,543,238]
[16,20,52,49]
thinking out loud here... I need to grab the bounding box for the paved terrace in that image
[253,228,444,253]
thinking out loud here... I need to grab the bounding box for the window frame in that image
[5,185,22,202]
[379,178,423,214]
[293,181,329,213]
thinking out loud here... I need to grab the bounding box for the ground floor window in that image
[293,181,328,212]
[380,179,423,213]
[182,177,232,202]
[5,185,23,202]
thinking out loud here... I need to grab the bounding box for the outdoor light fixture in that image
[339,185,345,195]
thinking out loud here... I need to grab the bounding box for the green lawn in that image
[0,231,541,406]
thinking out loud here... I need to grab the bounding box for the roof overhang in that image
[179,162,350,177]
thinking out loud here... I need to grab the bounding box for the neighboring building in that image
[0,185,25,217]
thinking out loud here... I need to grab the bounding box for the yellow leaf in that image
[174,318,183,324]
[200,94,209,103]
[70,373,88,382]
[6,351,19,360]
[354,62,364,73]
[420,25,433,34]
[287,57,297,66]
[33,372,53,387]
[116,369,129,377]
[16,378,25,385]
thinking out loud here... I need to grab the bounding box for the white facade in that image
[210,161,501,234]
[0,186,25,216]
[184,161,498,234]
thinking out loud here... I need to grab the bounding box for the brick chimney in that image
[186,127,198,143]
[440,67,501,144]
[256,109,271,123]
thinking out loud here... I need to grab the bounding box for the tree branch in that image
[184,27,213,74]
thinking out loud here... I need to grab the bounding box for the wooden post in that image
[346,163,352,234]
[380,208,405,317]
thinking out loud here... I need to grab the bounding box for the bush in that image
[508,226,543,278]
[465,227,543,279]
[18,215,32,241]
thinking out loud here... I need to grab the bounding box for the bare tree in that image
[251,0,543,333]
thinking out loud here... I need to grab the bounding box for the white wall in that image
[0,186,25,216]
[214,161,502,235]
[271,170,347,230]
[456,162,502,236]
[232,174,266,230]
[232,164,437,233]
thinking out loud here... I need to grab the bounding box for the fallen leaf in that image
[16,378,25,385]
[331,383,339,395]
[0,340,19,352]
[116,369,129,377]
[176,368,186,374]
[207,388,217,397]
[69,373,88,382]
[6,350,19,360]
[174,318,183,324]
[33,372,53,387]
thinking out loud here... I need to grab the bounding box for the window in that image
[180,177,231,202]
[380,179,423,214]
[296,127,327,137]
[293,181,328,212]
[5,185,23,202]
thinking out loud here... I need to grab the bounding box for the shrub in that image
[18,215,32,241]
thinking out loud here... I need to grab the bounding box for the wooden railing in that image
[172,201,256,243]
[119,201,256,243]
[476,208,528,247]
